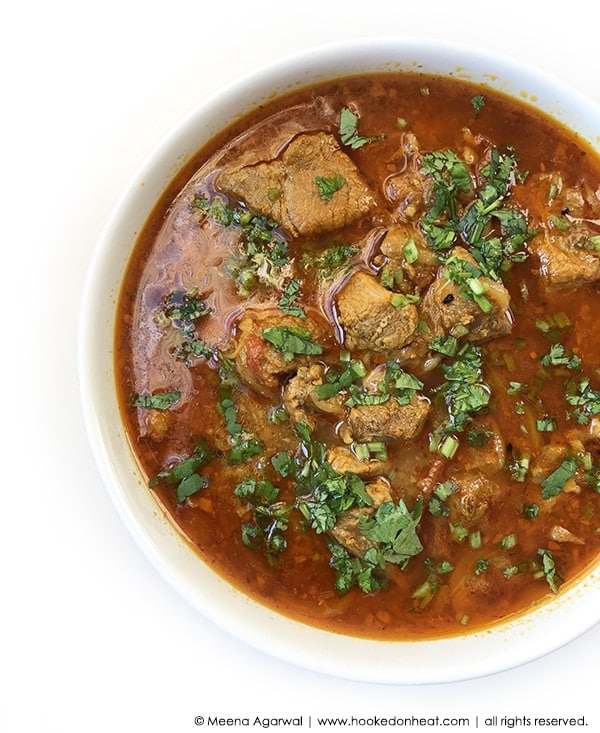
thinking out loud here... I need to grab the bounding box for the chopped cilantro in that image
[536,416,556,432]
[261,325,323,361]
[315,174,346,201]
[345,360,423,408]
[235,478,291,558]
[358,498,424,568]
[130,389,181,410]
[314,358,366,400]
[466,426,493,447]
[428,480,457,517]
[541,457,578,499]
[538,549,563,593]
[471,94,485,115]
[540,343,582,370]
[429,334,459,357]
[278,278,306,319]
[192,194,289,295]
[301,241,359,279]
[157,289,213,365]
[326,539,386,594]
[338,107,385,150]
[419,149,472,251]
[433,343,491,443]
[474,558,489,575]
[217,386,263,464]
[150,440,212,504]
[523,503,540,519]
[565,377,600,424]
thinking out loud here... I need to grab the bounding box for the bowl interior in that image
[79,37,600,684]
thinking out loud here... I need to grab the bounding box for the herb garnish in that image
[471,94,485,115]
[192,194,289,295]
[156,289,213,364]
[538,549,563,593]
[261,325,323,361]
[433,343,491,445]
[130,389,181,410]
[234,478,291,558]
[301,241,358,279]
[565,377,600,424]
[217,387,263,464]
[315,175,346,201]
[338,107,385,150]
[278,278,306,319]
[150,440,212,504]
[541,457,578,499]
[358,498,424,568]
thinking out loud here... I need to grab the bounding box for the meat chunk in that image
[228,308,326,394]
[383,132,426,221]
[446,472,501,525]
[335,270,419,354]
[420,247,513,343]
[217,132,377,238]
[347,394,431,443]
[534,223,600,288]
[282,364,345,428]
[326,446,390,479]
[379,225,439,293]
[328,477,393,557]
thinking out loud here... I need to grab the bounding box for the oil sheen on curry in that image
[115,72,600,639]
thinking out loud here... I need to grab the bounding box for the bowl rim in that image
[79,36,600,685]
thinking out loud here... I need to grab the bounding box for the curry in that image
[115,72,600,639]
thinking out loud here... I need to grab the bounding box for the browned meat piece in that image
[282,364,345,428]
[384,171,426,221]
[457,419,506,477]
[420,247,513,343]
[347,394,431,443]
[534,223,600,288]
[217,132,377,238]
[335,270,419,354]
[378,225,440,294]
[227,308,326,394]
[326,446,390,479]
[446,472,502,525]
[383,133,426,221]
[328,477,393,556]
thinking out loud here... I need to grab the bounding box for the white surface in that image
[3,1,600,731]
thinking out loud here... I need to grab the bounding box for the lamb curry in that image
[115,72,600,639]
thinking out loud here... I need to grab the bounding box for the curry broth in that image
[115,72,600,639]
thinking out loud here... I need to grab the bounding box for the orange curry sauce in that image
[115,73,600,639]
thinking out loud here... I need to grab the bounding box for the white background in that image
[3,1,599,731]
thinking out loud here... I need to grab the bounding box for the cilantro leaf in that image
[262,325,323,361]
[326,539,387,594]
[541,457,579,499]
[234,478,291,557]
[338,107,385,150]
[130,389,181,410]
[192,194,289,294]
[538,549,563,593]
[540,343,582,370]
[278,278,306,319]
[358,498,423,568]
[301,241,358,279]
[149,440,212,503]
[315,175,346,201]
[565,377,600,424]
[471,94,485,115]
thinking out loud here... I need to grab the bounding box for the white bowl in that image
[79,37,600,684]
